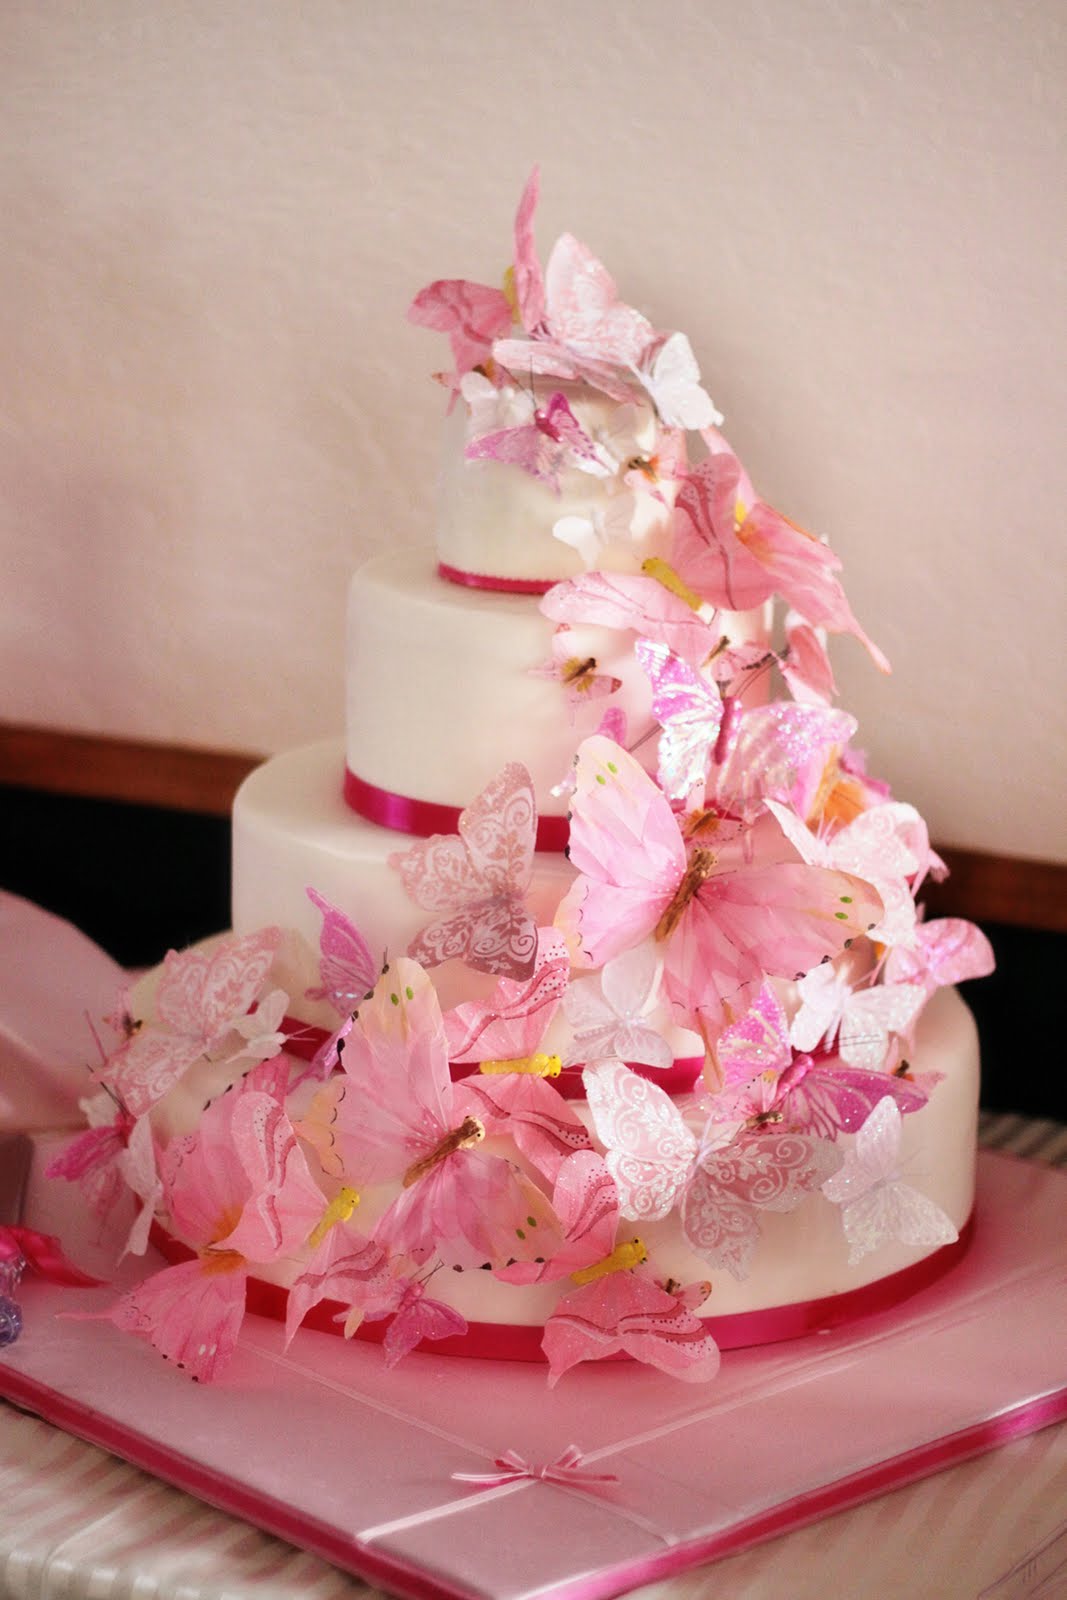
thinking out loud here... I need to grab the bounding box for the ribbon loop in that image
[452,1444,618,1490]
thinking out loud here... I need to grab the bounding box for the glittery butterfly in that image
[790,961,926,1072]
[389,764,539,980]
[821,1098,958,1265]
[466,391,614,491]
[884,917,995,993]
[304,886,378,1016]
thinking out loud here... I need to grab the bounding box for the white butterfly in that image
[584,1060,839,1279]
[637,332,723,431]
[822,1098,957,1265]
[562,943,673,1071]
[790,962,925,1072]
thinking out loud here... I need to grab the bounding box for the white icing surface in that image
[345,547,701,813]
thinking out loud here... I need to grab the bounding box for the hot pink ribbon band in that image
[437,561,556,595]
[344,767,570,853]
[279,1016,704,1099]
[151,1211,974,1361]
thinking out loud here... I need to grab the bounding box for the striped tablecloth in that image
[1,1114,1064,1600]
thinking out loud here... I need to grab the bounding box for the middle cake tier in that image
[344,546,767,817]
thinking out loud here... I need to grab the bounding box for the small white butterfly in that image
[562,942,673,1070]
[637,332,723,431]
[822,1098,957,1265]
[790,962,925,1073]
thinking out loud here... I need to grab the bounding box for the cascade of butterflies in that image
[51,172,994,1385]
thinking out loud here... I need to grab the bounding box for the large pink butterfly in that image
[584,1060,840,1281]
[558,736,883,1037]
[671,450,889,670]
[104,1084,324,1380]
[466,391,613,491]
[96,928,283,1117]
[298,961,563,1270]
[637,639,855,809]
[389,763,539,980]
[494,231,656,401]
[304,886,378,1016]
[884,917,996,993]
[543,1268,719,1386]
[541,572,722,665]
[708,982,930,1138]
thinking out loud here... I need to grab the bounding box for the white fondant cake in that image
[49,170,995,1386]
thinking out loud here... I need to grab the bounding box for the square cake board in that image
[1,1149,1065,1600]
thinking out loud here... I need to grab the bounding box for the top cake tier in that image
[436,379,679,587]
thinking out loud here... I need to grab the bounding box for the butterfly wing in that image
[512,166,545,332]
[884,918,995,990]
[374,1148,562,1271]
[837,983,926,1072]
[671,454,775,612]
[636,640,724,800]
[104,1257,247,1382]
[408,278,512,381]
[779,1058,930,1140]
[543,574,720,664]
[557,737,685,968]
[156,928,282,1051]
[452,1073,592,1182]
[583,1060,696,1220]
[712,704,857,818]
[640,331,720,430]
[443,927,569,1061]
[543,1271,719,1385]
[285,1226,397,1348]
[305,887,378,1014]
[683,1130,841,1279]
[381,1282,469,1367]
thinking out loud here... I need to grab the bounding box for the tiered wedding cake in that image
[51,172,993,1384]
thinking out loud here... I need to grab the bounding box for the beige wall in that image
[2,0,1064,861]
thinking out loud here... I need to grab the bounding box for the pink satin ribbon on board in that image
[343,767,570,852]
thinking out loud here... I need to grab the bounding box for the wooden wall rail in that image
[0,725,261,818]
[1,724,1065,933]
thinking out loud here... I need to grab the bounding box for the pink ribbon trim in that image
[343,766,570,853]
[452,1445,618,1489]
[437,561,556,595]
[151,1210,974,1360]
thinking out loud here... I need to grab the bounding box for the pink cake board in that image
[2,1148,1065,1600]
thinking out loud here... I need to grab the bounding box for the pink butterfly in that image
[466,391,613,490]
[780,611,837,705]
[389,764,539,980]
[96,928,283,1117]
[884,918,996,994]
[584,1059,841,1280]
[496,1151,620,1286]
[451,1073,592,1184]
[104,1084,325,1380]
[637,640,855,809]
[494,232,656,402]
[304,886,378,1016]
[408,279,512,391]
[285,1224,402,1349]
[298,960,563,1270]
[562,942,674,1072]
[543,1268,719,1385]
[708,983,929,1138]
[530,625,622,716]
[541,572,722,665]
[45,1098,135,1225]
[558,736,883,1036]
[376,1277,470,1367]
[442,928,570,1062]
[765,797,929,949]
[672,450,889,670]
[821,1098,958,1265]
